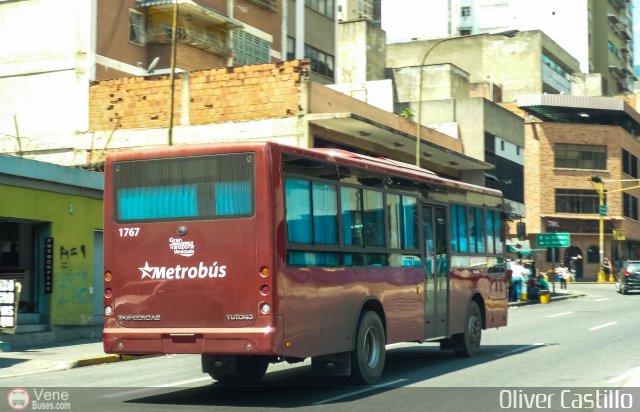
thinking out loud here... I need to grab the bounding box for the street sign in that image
[536,232,571,248]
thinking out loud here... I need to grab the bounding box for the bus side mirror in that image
[517,222,526,241]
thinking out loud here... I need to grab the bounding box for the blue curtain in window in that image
[215,181,252,215]
[364,191,384,247]
[494,211,503,253]
[402,196,417,249]
[285,179,312,243]
[288,251,338,266]
[457,205,468,252]
[118,184,197,220]
[476,208,486,253]
[486,210,495,253]
[312,183,337,244]
[450,204,459,252]
[341,187,363,246]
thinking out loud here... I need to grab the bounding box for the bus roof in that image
[106,141,503,198]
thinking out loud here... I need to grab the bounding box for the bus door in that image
[422,204,448,339]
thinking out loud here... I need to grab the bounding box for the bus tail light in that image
[260,285,270,295]
[259,266,270,277]
[105,306,113,316]
[625,270,631,277]
[260,303,271,314]
[104,288,113,299]
[104,271,112,281]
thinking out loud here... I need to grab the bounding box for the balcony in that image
[244,0,278,12]
[136,0,244,30]
[147,25,232,57]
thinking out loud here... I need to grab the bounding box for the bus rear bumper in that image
[103,316,283,356]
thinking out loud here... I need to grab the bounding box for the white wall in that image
[0,0,93,140]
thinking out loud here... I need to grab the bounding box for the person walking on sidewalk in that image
[556,265,568,290]
[510,260,526,301]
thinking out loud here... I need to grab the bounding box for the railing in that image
[146,25,232,57]
[244,0,278,12]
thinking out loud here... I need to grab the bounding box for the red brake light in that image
[625,270,631,277]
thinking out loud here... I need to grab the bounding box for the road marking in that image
[607,366,640,384]
[589,322,617,331]
[100,377,212,398]
[312,378,408,405]
[592,298,610,302]
[386,343,408,349]
[547,311,572,318]
[494,343,545,358]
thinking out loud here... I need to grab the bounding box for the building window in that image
[622,149,638,178]
[587,245,599,263]
[554,144,606,170]
[542,54,568,78]
[287,36,295,60]
[461,6,471,16]
[304,44,334,79]
[233,31,271,66]
[624,193,639,220]
[129,9,146,46]
[305,0,335,18]
[555,189,600,214]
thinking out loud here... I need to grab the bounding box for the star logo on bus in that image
[139,261,155,279]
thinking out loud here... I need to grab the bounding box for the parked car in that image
[616,260,640,294]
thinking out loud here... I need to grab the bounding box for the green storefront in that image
[0,155,103,346]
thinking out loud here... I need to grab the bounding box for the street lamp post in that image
[168,0,179,146]
[588,176,640,282]
[414,30,518,167]
[589,176,606,283]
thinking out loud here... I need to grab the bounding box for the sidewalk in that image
[508,288,585,307]
[0,338,148,379]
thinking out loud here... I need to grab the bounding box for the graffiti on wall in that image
[53,243,92,325]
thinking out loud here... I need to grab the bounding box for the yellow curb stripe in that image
[76,355,120,367]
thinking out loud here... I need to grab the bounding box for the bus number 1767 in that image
[119,227,140,237]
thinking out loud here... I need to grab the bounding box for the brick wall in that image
[89,60,310,131]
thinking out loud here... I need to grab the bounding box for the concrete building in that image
[514,94,640,280]
[0,156,104,348]
[387,0,636,95]
[337,0,380,25]
[0,0,339,165]
[386,31,581,103]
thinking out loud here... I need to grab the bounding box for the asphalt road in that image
[2,283,640,411]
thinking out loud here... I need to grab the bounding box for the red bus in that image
[103,141,508,385]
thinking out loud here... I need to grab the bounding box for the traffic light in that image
[517,222,526,241]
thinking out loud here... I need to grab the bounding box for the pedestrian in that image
[510,260,526,302]
[603,257,612,280]
[537,274,550,291]
[556,266,568,290]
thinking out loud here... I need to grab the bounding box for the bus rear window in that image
[113,153,255,222]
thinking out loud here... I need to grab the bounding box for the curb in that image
[508,293,585,307]
[74,354,160,368]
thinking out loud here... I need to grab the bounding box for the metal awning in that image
[136,0,244,29]
[307,112,494,172]
[506,239,532,255]
[517,94,640,136]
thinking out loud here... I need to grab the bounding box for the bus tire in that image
[351,310,386,385]
[208,355,269,385]
[453,301,482,358]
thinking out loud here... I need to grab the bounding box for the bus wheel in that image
[453,301,482,358]
[208,355,269,385]
[351,311,386,385]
